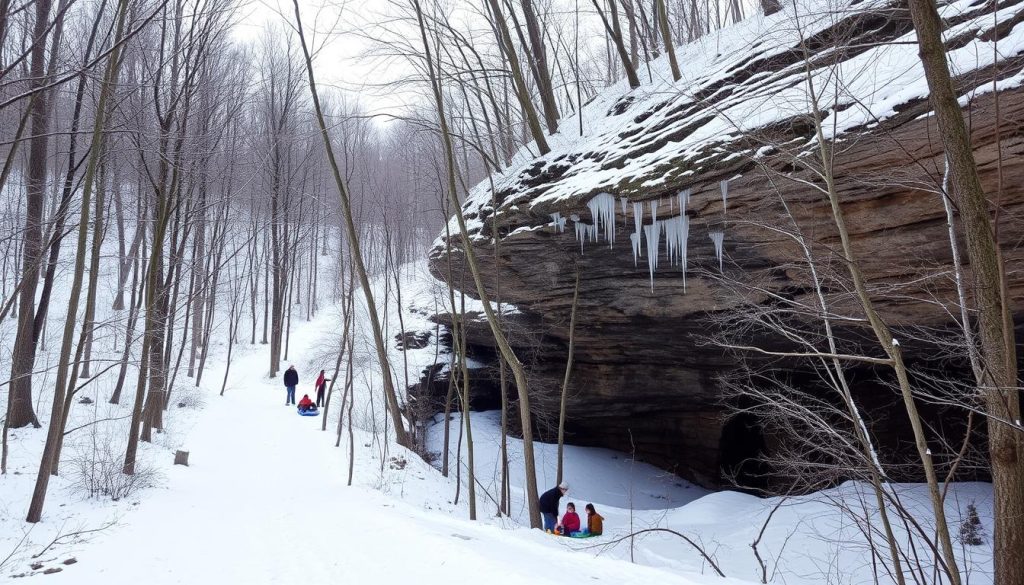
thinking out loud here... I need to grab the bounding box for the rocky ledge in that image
[428,0,1024,488]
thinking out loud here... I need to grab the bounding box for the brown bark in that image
[26,0,129,520]
[906,3,1023,583]
[591,0,641,88]
[556,268,580,485]
[485,0,550,154]
[519,0,559,134]
[6,0,53,430]
[801,38,961,584]
[656,0,681,81]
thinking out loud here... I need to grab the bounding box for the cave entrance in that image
[718,412,768,491]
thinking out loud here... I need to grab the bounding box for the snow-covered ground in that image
[1,306,743,584]
[0,0,1008,578]
[2,257,996,585]
[0,263,743,584]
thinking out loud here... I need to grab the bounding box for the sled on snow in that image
[547,530,599,538]
[297,407,319,416]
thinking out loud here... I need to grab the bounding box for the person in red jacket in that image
[557,502,581,536]
[297,394,316,413]
[314,370,331,407]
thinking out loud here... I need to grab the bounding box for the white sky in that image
[234,0,420,117]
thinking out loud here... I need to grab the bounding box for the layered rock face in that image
[428,0,1024,488]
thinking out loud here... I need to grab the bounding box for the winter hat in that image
[559,482,569,491]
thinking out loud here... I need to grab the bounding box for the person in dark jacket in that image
[538,482,568,532]
[284,365,299,405]
[314,369,330,407]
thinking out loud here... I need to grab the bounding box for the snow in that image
[0,257,999,585]
[437,0,1024,296]
[0,318,717,585]
[7,0,1019,577]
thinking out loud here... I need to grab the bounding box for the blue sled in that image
[297,407,319,416]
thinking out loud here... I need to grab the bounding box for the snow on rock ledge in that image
[429,0,1024,488]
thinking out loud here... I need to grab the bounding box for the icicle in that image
[669,196,673,213]
[649,200,658,225]
[631,202,644,259]
[549,212,566,233]
[720,180,729,214]
[664,216,678,266]
[620,196,628,214]
[709,230,724,271]
[586,192,616,248]
[644,223,660,292]
[680,215,690,292]
[574,220,593,254]
[679,189,690,216]
[662,215,688,269]
[630,232,641,267]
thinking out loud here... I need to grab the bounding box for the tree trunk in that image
[6,0,53,430]
[291,0,412,448]
[656,0,681,81]
[760,0,782,16]
[26,0,128,519]
[592,0,641,88]
[519,0,559,134]
[412,0,542,528]
[485,0,550,154]
[556,268,580,485]
[906,3,1023,583]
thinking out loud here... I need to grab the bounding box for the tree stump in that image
[174,450,189,466]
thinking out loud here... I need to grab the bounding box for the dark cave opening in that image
[718,411,770,492]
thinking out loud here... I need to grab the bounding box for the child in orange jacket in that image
[585,503,603,536]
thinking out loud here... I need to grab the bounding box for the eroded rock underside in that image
[427,0,1024,489]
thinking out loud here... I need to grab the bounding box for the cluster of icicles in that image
[550,180,730,292]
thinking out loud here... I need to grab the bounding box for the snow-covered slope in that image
[438,0,1024,241]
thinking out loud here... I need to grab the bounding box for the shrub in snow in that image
[174,386,205,410]
[68,436,162,501]
[958,502,985,546]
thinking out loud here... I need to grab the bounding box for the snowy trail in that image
[38,314,731,585]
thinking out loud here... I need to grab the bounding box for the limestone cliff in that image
[427,0,1024,487]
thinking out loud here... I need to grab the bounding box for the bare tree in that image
[906,3,1024,582]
